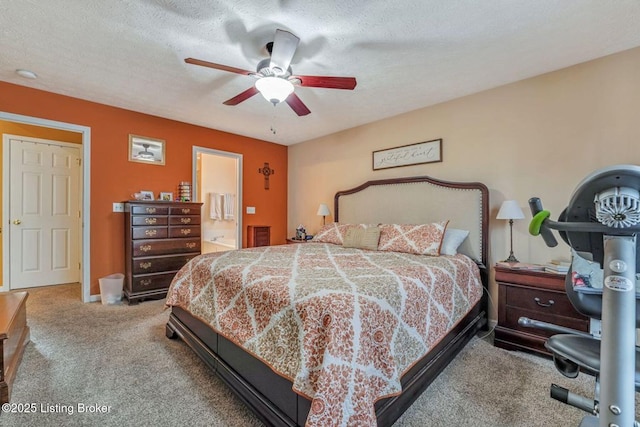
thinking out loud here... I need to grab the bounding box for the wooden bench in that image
[0,291,29,405]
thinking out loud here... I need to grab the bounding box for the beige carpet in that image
[2,284,637,426]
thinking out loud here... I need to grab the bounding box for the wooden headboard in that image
[334,176,489,268]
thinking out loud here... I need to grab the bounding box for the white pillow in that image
[440,228,469,256]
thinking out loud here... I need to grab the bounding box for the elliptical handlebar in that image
[528,197,557,247]
[528,197,640,249]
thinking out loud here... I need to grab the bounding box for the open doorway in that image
[192,147,242,254]
[1,112,91,302]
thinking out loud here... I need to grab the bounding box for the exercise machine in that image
[523,164,640,427]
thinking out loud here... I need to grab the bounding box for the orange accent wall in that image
[0,81,287,296]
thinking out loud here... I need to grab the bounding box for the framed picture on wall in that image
[160,192,173,201]
[372,138,442,170]
[129,134,166,165]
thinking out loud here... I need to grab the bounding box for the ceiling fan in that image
[185,29,357,116]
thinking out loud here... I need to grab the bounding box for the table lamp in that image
[497,200,525,262]
[317,204,330,225]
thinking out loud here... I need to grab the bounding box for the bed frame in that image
[166,175,489,426]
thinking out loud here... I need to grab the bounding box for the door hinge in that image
[78,262,81,270]
[76,158,81,166]
[78,210,81,218]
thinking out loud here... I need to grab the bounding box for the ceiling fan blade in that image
[223,86,259,106]
[269,29,300,74]
[293,75,357,90]
[285,93,311,116]
[185,58,254,76]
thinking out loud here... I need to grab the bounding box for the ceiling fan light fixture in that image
[136,144,155,161]
[255,77,294,105]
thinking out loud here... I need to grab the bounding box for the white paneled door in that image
[9,137,81,288]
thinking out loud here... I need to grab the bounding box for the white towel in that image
[223,193,235,220]
[209,193,222,220]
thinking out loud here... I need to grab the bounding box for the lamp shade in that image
[255,77,294,104]
[317,204,330,216]
[496,200,525,220]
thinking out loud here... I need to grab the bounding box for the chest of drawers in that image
[124,201,203,304]
[494,266,589,357]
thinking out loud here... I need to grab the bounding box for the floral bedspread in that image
[165,243,482,426]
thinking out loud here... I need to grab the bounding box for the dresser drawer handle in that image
[140,244,152,253]
[534,297,554,308]
[145,229,157,237]
[140,279,152,287]
[180,217,191,224]
[145,217,157,225]
[180,228,192,235]
[139,262,152,270]
[181,208,190,214]
[185,242,196,249]
[146,207,157,214]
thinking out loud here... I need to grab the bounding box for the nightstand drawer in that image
[505,286,576,318]
[504,306,589,339]
[494,265,589,357]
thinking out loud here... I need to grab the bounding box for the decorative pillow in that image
[440,228,470,256]
[314,223,377,245]
[342,227,381,251]
[313,223,352,245]
[378,221,449,256]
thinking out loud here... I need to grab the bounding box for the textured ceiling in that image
[2,1,640,146]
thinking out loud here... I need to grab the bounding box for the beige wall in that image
[289,46,640,318]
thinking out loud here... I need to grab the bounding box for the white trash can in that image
[99,273,124,305]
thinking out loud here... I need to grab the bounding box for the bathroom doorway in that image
[192,147,242,254]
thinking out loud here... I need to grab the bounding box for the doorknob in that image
[13,219,21,225]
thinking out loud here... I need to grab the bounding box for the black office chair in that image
[522,164,640,427]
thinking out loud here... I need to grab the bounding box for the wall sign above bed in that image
[372,138,442,170]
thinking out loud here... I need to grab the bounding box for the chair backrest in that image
[564,272,640,328]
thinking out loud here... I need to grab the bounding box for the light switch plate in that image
[113,202,124,212]
[246,206,256,214]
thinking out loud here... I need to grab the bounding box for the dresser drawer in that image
[505,286,577,318]
[131,272,177,292]
[132,206,169,215]
[169,226,201,238]
[133,238,200,256]
[132,216,169,226]
[132,227,168,240]
[170,216,201,226]
[171,206,200,216]
[132,254,197,274]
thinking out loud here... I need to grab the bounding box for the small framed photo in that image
[160,192,173,201]
[140,190,154,201]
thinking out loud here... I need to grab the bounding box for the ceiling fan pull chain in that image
[270,108,277,135]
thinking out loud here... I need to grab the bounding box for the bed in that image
[165,175,489,426]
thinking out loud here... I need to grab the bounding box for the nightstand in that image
[494,266,589,357]
[247,225,270,247]
[286,238,308,244]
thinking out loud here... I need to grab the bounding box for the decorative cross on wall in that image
[258,162,275,190]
